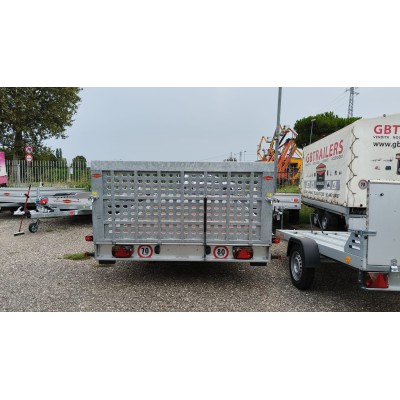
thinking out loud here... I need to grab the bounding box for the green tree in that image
[71,155,89,188]
[72,155,87,168]
[34,146,58,161]
[294,112,360,148]
[0,87,81,159]
[55,148,63,160]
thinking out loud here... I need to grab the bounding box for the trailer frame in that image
[90,161,275,264]
[277,180,400,291]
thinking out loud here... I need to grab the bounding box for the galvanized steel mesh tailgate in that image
[91,161,274,244]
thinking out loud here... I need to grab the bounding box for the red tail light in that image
[85,235,93,242]
[39,197,48,206]
[365,272,389,289]
[272,237,281,244]
[233,247,253,260]
[112,245,134,258]
[294,197,299,203]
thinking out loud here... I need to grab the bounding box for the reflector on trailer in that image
[85,235,93,242]
[233,246,253,260]
[272,237,280,244]
[365,272,389,289]
[39,197,48,206]
[112,245,134,258]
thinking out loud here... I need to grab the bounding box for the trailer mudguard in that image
[287,237,320,269]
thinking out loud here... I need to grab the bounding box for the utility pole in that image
[346,87,359,118]
[274,87,282,194]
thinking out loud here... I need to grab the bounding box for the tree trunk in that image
[13,129,24,160]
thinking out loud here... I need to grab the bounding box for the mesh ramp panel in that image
[94,162,271,244]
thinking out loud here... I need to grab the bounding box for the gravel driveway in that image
[1,211,399,311]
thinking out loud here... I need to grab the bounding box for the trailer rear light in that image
[233,246,253,260]
[293,197,299,203]
[112,245,134,258]
[272,237,281,244]
[39,197,48,206]
[365,272,389,289]
[85,235,93,242]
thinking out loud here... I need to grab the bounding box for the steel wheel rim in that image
[291,251,302,281]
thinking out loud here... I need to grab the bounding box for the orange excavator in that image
[257,126,302,183]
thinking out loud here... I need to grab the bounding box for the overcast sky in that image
[46,87,400,163]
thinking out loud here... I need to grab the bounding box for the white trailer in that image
[301,113,400,230]
[272,193,301,224]
[0,187,88,212]
[13,190,92,233]
[277,180,400,291]
[87,161,276,265]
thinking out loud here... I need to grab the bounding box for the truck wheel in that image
[28,222,39,233]
[288,209,300,224]
[321,212,338,231]
[289,244,315,290]
[312,210,323,227]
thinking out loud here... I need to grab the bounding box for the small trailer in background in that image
[87,161,276,265]
[277,180,400,291]
[0,187,88,212]
[272,193,301,224]
[13,190,92,233]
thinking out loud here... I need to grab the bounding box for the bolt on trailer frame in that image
[277,180,400,291]
[90,161,275,264]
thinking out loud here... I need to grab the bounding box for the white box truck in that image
[300,113,400,230]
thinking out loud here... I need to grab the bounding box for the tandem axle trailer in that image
[277,180,400,291]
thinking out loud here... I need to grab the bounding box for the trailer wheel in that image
[28,222,39,233]
[289,244,315,290]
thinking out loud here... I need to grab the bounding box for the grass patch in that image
[63,252,91,261]
[277,184,300,193]
[298,205,314,226]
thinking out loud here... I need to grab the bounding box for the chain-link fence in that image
[5,160,91,188]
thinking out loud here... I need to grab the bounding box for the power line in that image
[315,90,347,114]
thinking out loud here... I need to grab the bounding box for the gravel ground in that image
[1,211,399,311]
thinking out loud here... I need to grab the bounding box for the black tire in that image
[288,209,300,224]
[312,209,324,227]
[321,211,338,231]
[289,244,315,290]
[28,222,39,233]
